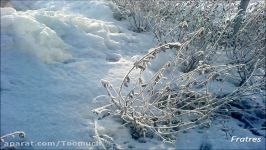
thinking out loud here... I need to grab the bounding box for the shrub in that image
[96,0,265,144]
[95,41,265,143]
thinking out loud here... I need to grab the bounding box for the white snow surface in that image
[1,0,265,150]
[1,1,156,149]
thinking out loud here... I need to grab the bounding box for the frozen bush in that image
[98,0,266,143]
[112,0,155,32]
[112,2,262,59]
[111,0,240,72]
[221,3,265,85]
[0,131,26,149]
[95,40,265,143]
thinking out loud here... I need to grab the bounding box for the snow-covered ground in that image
[1,0,265,149]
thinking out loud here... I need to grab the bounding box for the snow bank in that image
[0,7,16,16]
[1,7,128,63]
[1,4,154,64]
[1,8,72,63]
[11,0,115,21]
[1,1,156,149]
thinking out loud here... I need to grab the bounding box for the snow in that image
[148,48,176,72]
[175,118,266,150]
[1,0,155,149]
[106,53,121,62]
[0,7,16,16]
[1,0,265,150]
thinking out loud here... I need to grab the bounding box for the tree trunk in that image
[233,0,250,35]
